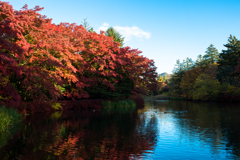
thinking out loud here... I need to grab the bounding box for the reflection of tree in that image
[155,100,240,159]
[0,109,158,159]
[46,133,81,160]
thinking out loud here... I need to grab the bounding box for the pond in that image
[1,100,240,159]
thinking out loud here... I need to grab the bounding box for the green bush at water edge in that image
[102,99,136,113]
[0,106,22,132]
[0,106,23,148]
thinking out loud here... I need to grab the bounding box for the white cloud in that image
[98,22,110,31]
[98,22,151,42]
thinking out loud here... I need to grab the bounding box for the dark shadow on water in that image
[0,107,158,159]
[2,100,240,159]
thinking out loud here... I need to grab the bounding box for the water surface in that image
[1,100,240,159]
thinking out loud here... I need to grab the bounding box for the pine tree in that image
[105,27,124,47]
[196,54,204,67]
[217,35,240,86]
[82,18,94,32]
[173,59,184,73]
[203,44,219,64]
[183,57,193,70]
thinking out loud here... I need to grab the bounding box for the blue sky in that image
[5,0,240,74]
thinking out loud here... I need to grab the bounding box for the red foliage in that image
[0,2,158,107]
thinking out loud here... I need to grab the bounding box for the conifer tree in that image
[105,27,124,47]
[217,35,240,85]
[183,57,194,70]
[82,18,94,32]
[196,54,204,67]
[203,44,219,64]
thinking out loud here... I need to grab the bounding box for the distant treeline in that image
[0,2,158,107]
[165,35,240,101]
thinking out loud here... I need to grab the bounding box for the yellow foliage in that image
[226,85,240,96]
[0,74,11,101]
[50,111,62,120]
[0,74,9,87]
[192,74,222,101]
[51,103,63,110]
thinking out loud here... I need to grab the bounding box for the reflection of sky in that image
[142,108,233,160]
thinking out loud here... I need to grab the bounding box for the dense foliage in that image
[0,2,158,106]
[0,105,22,132]
[105,27,124,47]
[102,99,136,113]
[166,40,240,101]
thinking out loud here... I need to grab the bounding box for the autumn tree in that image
[158,75,163,82]
[0,2,158,106]
[180,67,203,98]
[0,3,77,105]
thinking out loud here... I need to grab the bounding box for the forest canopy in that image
[0,1,158,106]
[165,40,240,101]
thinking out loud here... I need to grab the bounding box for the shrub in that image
[0,106,22,132]
[51,103,63,111]
[102,99,136,113]
[225,85,240,96]
[192,74,222,101]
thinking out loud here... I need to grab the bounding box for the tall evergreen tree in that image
[168,70,185,95]
[196,54,204,67]
[105,27,124,47]
[82,19,94,32]
[173,59,184,73]
[183,57,193,70]
[203,44,219,64]
[217,35,240,86]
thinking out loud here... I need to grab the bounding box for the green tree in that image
[203,44,219,64]
[168,70,185,96]
[82,18,94,32]
[105,27,124,47]
[192,74,222,101]
[217,35,240,86]
[183,57,194,70]
[162,75,166,81]
[173,59,184,73]
[196,54,204,67]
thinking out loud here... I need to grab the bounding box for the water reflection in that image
[152,100,240,159]
[0,108,158,159]
[1,100,240,159]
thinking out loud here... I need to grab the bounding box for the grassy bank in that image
[102,99,136,113]
[0,106,23,148]
[0,106,22,132]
